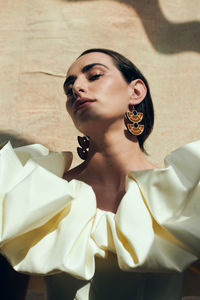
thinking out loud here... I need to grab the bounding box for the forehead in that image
[67,52,115,76]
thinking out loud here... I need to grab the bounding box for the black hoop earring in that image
[77,136,90,160]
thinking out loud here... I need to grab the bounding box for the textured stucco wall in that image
[0,0,199,168]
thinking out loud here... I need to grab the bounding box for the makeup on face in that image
[63,63,109,98]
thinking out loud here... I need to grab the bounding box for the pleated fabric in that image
[0,140,199,282]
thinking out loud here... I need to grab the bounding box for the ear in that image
[128,79,147,106]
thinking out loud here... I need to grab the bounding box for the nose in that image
[72,76,87,99]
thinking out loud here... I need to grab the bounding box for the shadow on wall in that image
[62,0,200,54]
[0,131,33,148]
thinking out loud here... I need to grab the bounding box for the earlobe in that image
[129,79,147,105]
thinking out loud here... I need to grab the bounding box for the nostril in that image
[73,87,85,99]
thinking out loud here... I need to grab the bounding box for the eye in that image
[89,73,103,81]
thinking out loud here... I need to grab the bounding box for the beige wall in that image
[0,0,200,298]
[0,0,200,168]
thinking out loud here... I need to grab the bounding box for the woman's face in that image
[64,52,132,132]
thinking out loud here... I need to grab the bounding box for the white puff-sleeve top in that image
[0,140,199,300]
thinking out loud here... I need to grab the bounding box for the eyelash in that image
[65,73,103,96]
[88,73,102,81]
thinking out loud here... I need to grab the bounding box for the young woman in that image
[0,49,199,300]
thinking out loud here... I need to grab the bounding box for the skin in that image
[64,52,157,213]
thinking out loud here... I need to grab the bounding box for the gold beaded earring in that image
[125,109,144,136]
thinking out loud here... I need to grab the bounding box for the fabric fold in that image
[0,140,199,280]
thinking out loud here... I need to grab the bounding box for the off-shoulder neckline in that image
[62,166,165,215]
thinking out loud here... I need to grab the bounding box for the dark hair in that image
[79,48,154,153]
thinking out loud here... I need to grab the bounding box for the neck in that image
[79,125,155,188]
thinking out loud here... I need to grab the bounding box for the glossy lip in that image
[75,97,96,112]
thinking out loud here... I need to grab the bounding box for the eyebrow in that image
[64,63,109,90]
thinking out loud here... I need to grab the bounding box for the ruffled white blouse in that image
[0,140,199,300]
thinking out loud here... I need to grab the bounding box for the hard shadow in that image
[0,255,29,300]
[119,0,200,54]
[62,0,200,54]
[0,131,32,148]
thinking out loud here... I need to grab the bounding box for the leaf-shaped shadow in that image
[63,0,200,54]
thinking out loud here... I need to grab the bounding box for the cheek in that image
[97,78,129,113]
[99,77,128,99]
[94,79,129,117]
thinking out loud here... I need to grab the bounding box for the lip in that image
[74,97,96,112]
